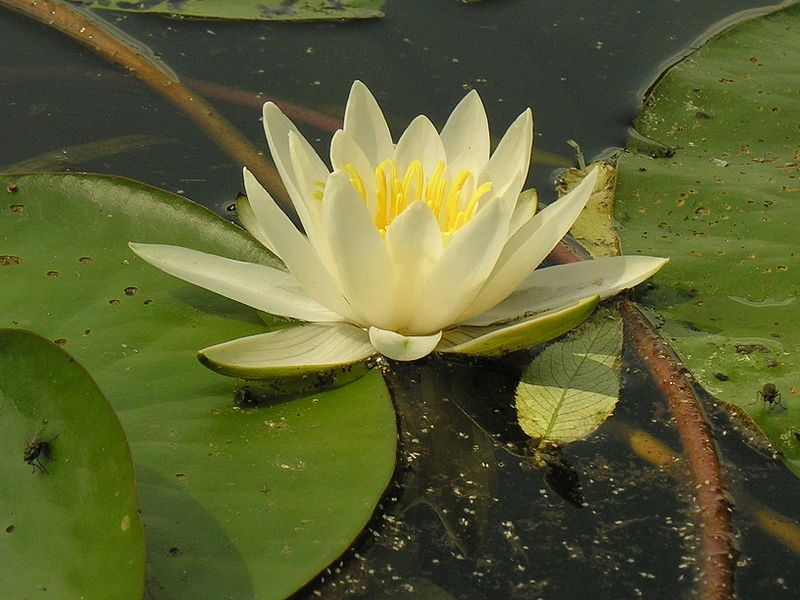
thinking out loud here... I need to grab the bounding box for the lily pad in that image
[0,173,397,598]
[515,305,622,446]
[614,5,800,471]
[0,329,145,600]
[71,0,384,21]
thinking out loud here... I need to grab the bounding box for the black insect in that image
[24,428,57,473]
[753,382,785,410]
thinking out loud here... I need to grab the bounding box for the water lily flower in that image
[130,81,667,378]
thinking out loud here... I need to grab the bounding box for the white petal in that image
[199,322,375,379]
[262,103,328,244]
[406,199,509,334]
[440,295,599,357]
[461,167,600,321]
[234,193,281,259]
[465,256,669,326]
[369,326,442,361]
[323,171,398,329]
[330,129,377,217]
[128,243,342,322]
[343,81,393,166]
[384,201,444,328]
[243,168,357,321]
[479,108,533,199]
[392,115,446,178]
[440,89,490,175]
[508,188,538,238]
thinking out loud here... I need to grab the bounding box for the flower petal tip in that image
[368,327,442,361]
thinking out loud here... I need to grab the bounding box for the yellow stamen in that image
[316,159,495,238]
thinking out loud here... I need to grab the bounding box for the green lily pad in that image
[614,4,800,472]
[0,173,397,598]
[0,329,145,600]
[71,0,384,21]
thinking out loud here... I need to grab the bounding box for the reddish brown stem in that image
[1,0,288,206]
[184,77,343,134]
[547,241,734,600]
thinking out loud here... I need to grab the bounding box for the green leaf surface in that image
[614,5,800,471]
[515,306,622,446]
[0,329,145,600]
[71,0,384,21]
[0,173,397,599]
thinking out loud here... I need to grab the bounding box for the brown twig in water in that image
[0,0,288,206]
[547,240,734,600]
[184,77,343,134]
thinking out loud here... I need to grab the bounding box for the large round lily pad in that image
[614,5,800,471]
[0,328,145,600]
[0,173,397,599]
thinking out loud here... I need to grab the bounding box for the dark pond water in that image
[2,1,799,599]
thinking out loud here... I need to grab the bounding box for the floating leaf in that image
[0,173,397,599]
[515,306,623,446]
[613,4,800,473]
[71,0,384,21]
[0,329,145,600]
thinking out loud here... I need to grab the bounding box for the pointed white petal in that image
[440,89,490,174]
[479,108,533,199]
[406,200,509,334]
[128,242,342,322]
[234,193,281,259]
[323,171,398,329]
[330,129,377,217]
[461,167,600,321]
[344,81,393,166]
[369,326,442,361]
[199,322,375,379]
[508,188,538,237]
[392,115,446,178]
[465,256,669,326]
[440,296,599,357]
[243,168,357,321]
[262,103,327,243]
[384,201,444,327]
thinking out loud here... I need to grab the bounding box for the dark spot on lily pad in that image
[109,299,121,305]
[124,286,139,296]
[0,255,22,266]
[713,372,730,381]
[143,299,153,305]
[168,547,182,557]
[54,338,67,346]
[6,182,18,193]
[46,271,60,278]
[734,343,769,354]
[79,256,93,264]
[9,204,24,213]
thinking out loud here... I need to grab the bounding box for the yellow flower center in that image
[314,159,493,237]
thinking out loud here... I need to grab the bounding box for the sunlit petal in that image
[407,200,509,333]
[393,115,446,178]
[199,322,374,379]
[465,256,669,326]
[369,327,442,361]
[479,108,533,199]
[323,171,398,329]
[462,167,599,321]
[128,243,342,322]
[440,89,490,175]
[243,168,357,321]
[234,192,281,259]
[344,80,393,166]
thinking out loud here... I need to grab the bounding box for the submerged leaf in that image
[515,306,623,446]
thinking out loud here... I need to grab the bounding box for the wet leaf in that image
[613,3,800,473]
[0,173,397,599]
[71,0,384,21]
[0,329,145,600]
[515,306,623,446]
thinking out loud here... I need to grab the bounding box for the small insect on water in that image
[24,427,58,473]
[753,382,785,410]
